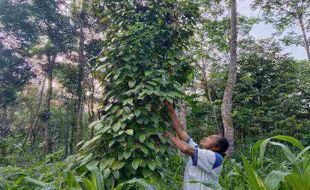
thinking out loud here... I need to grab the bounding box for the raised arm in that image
[164,132,194,156]
[164,100,189,142]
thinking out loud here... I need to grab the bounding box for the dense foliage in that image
[70,0,199,187]
[0,0,309,189]
[0,44,32,108]
[234,48,310,141]
[1,136,309,189]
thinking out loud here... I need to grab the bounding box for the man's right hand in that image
[163,131,174,138]
[164,100,174,112]
[163,99,189,142]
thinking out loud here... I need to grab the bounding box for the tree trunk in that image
[75,0,87,144]
[69,94,76,155]
[0,108,8,139]
[221,0,237,157]
[21,79,46,150]
[88,76,96,138]
[43,53,56,154]
[31,120,41,145]
[64,100,70,156]
[298,14,310,67]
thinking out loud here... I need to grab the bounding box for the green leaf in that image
[258,138,270,167]
[142,169,152,178]
[81,177,96,190]
[111,161,125,171]
[123,106,131,114]
[150,114,160,123]
[98,126,110,134]
[123,150,132,160]
[24,177,49,187]
[168,60,177,65]
[296,146,310,160]
[134,109,141,117]
[115,109,124,117]
[123,98,134,106]
[80,135,101,151]
[264,171,290,190]
[112,122,122,132]
[146,142,155,150]
[63,172,78,188]
[87,160,99,171]
[139,134,146,143]
[132,159,142,170]
[88,120,102,129]
[147,160,156,170]
[108,140,116,147]
[140,146,149,155]
[125,129,134,135]
[100,160,110,170]
[80,153,93,166]
[103,168,111,179]
[113,171,120,179]
[242,156,267,190]
[156,159,162,167]
[145,71,152,76]
[251,139,264,163]
[104,104,113,112]
[271,135,304,150]
[128,80,136,88]
[269,141,301,174]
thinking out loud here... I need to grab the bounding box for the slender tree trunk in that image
[64,100,70,156]
[298,14,310,67]
[0,146,5,157]
[31,120,41,145]
[88,76,96,138]
[43,53,56,154]
[69,94,76,155]
[21,79,46,150]
[0,108,7,139]
[1,89,23,139]
[75,0,87,144]
[221,0,237,156]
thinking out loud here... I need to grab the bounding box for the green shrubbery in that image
[1,135,309,190]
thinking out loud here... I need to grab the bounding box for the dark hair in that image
[212,135,229,157]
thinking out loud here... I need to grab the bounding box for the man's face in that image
[199,136,215,149]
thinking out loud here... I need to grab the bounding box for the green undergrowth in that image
[0,135,309,190]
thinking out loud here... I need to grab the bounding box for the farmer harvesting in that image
[163,100,229,190]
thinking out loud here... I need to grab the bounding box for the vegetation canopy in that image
[0,0,309,189]
[69,0,199,187]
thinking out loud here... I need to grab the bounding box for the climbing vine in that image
[71,0,199,187]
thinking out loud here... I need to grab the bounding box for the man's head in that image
[199,135,229,156]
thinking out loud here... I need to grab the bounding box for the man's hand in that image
[163,131,174,138]
[163,100,189,142]
[163,131,194,156]
[163,100,174,112]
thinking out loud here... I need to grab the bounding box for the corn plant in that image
[241,135,310,190]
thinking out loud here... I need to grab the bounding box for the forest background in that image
[0,0,309,189]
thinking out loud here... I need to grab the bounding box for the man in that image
[164,101,229,190]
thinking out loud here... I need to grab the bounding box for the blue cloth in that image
[191,145,199,166]
[212,152,223,169]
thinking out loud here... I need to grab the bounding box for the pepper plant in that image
[70,0,199,187]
